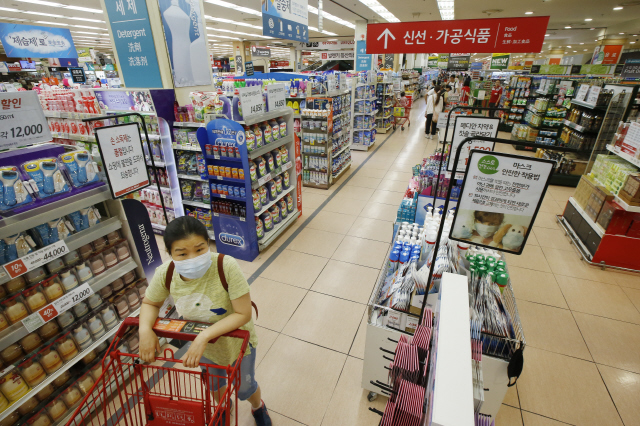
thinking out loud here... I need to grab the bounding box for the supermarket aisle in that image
[156,98,640,426]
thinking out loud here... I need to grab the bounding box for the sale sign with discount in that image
[3,240,68,279]
[366,16,549,54]
[22,283,94,332]
[0,92,51,149]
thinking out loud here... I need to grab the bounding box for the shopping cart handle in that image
[118,316,251,344]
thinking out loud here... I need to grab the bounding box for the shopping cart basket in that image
[65,317,250,426]
[393,105,411,131]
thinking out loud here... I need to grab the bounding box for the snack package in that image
[22,158,70,199]
[0,166,34,212]
[181,180,194,200]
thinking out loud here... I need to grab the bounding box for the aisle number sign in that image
[366,16,550,54]
[267,84,286,111]
[0,92,51,149]
[94,123,150,198]
[450,151,554,255]
[447,117,499,173]
[237,86,264,119]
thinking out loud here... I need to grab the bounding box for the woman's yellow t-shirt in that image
[145,253,258,366]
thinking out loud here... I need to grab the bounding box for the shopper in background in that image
[433,88,446,143]
[460,81,471,104]
[424,84,439,139]
[139,216,271,426]
[489,80,503,118]
[443,85,452,104]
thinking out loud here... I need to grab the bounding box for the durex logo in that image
[219,233,244,247]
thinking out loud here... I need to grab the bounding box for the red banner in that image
[367,16,549,54]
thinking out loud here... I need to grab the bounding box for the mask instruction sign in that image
[267,83,286,111]
[450,150,554,254]
[94,123,150,198]
[447,117,499,173]
[0,92,51,149]
[237,86,264,119]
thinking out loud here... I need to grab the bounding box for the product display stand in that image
[375,81,394,134]
[301,89,352,189]
[351,80,377,152]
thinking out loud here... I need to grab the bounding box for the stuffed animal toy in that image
[492,224,527,251]
[452,210,475,239]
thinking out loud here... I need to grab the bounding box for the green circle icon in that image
[478,155,499,174]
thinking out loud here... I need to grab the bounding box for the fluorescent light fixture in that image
[613,6,623,10]
[308,5,355,28]
[545,34,549,36]
[565,26,571,28]
[584,18,592,21]
[13,0,62,6]
[0,7,18,12]
[35,20,67,26]
[437,0,454,20]
[359,0,400,22]
[73,25,107,30]
[206,33,241,40]
[525,11,533,14]
[573,50,577,52]
[567,45,571,47]
[632,41,636,44]
[71,31,101,35]
[204,0,261,16]
[65,6,102,13]
[620,32,625,34]
[580,42,584,44]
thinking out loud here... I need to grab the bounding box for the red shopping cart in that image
[393,94,413,131]
[65,317,250,426]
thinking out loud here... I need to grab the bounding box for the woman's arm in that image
[139,297,164,362]
[182,293,253,368]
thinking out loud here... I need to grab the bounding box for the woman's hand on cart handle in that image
[139,328,162,363]
[183,333,210,368]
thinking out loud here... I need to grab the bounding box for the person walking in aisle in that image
[139,216,271,426]
[489,80,503,118]
[460,80,471,105]
[424,84,439,138]
[433,88,446,143]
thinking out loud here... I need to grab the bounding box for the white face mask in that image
[475,223,499,238]
[172,251,212,279]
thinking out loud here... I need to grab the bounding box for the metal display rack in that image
[350,83,377,152]
[375,81,394,134]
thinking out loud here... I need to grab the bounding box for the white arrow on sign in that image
[377,28,395,49]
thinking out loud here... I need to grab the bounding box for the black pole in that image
[83,112,169,224]
[417,136,580,325]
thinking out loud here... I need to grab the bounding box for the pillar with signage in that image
[355,20,374,72]
[590,36,626,65]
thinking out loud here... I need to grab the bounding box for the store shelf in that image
[176,174,205,182]
[250,161,293,189]
[255,186,295,216]
[258,210,298,251]
[377,126,393,134]
[210,193,245,202]
[354,111,376,116]
[237,108,293,126]
[51,132,96,142]
[0,185,111,239]
[376,114,392,120]
[205,154,243,163]
[606,144,640,169]
[206,175,245,184]
[332,144,350,157]
[303,181,330,189]
[44,111,104,119]
[302,152,327,157]
[248,134,293,160]
[571,99,607,110]
[182,200,211,209]
[526,105,547,115]
[151,223,165,232]
[0,216,122,285]
[564,120,598,134]
[173,144,201,152]
[353,126,376,132]
[332,162,351,181]
[146,160,166,167]
[351,142,375,151]
[567,197,605,237]
[0,305,142,423]
[173,122,206,127]
[0,257,138,353]
[614,195,640,213]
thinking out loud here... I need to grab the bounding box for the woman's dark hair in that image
[464,81,470,88]
[435,89,444,107]
[400,91,406,97]
[163,216,209,252]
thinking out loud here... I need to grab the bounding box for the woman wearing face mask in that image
[474,211,504,239]
[139,216,270,426]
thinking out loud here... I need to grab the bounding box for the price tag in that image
[22,283,93,332]
[575,84,590,102]
[217,176,223,180]
[257,173,271,186]
[281,161,293,172]
[240,217,246,222]
[238,86,264,119]
[214,154,221,160]
[267,84,286,112]
[220,194,226,198]
[80,135,88,141]
[0,92,51,149]
[214,213,219,217]
[586,86,601,106]
[3,240,69,279]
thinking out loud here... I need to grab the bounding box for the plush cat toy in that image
[491,224,527,251]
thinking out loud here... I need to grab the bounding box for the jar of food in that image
[61,386,82,407]
[39,348,63,374]
[37,321,60,341]
[46,399,67,421]
[17,396,38,415]
[19,359,46,387]
[35,384,55,402]
[0,371,30,402]
[1,343,24,364]
[56,335,78,361]
[20,333,42,354]
[51,369,70,388]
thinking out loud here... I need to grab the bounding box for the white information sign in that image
[3,240,68,279]
[586,85,601,106]
[447,117,499,173]
[267,84,286,112]
[574,84,590,102]
[95,123,150,198]
[22,283,94,332]
[450,151,554,254]
[237,86,265,119]
[319,51,355,61]
[0,92,51,149]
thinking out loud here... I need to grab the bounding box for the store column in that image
[290,48,298,72]
[355,19,374,72]
[546,49,564,65]
[590,36,626,65]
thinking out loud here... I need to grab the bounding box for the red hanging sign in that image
[367,16,549,54]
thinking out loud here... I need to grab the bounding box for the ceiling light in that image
[308,26,337,35]
[565,26,571,29]
[525,11,533,14]
[73,25,106,30]
[567,45,571,47]
[573,50,577,52]
[307,5,355,28]
[584,49,588,51]
[71,31,101,35]
[613,6,623,10]
[545,34,549,36]
[0,7,18,12]
[207,33,241,40]
[632,42,637,44]
[580,42,584,44]
[359,0,400,22]
[13,0,61,6]
[204,0,261,16]
[64,6,102,13]
[35,20,68,26]
[584,18,592,21]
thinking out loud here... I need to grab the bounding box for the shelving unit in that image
[350,82,376,152]
[375,81,394,134]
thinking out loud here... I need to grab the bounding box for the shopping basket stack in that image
[64,317,249,426]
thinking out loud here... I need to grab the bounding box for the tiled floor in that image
[152,100,640,425]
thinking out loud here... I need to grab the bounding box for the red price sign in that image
[4,259,27,278]
[39,305,58,322]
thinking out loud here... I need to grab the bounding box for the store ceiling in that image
[0,0,635,62]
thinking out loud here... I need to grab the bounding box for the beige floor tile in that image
[249,278,307,332]
[344,174,382,190]
[517,300,592,360]
[307,210,358,235]
[301,192,329,211]
[532,227,574,251]
[383,170,413,182]
[531,211,562,229]
[538,197,565,215]
[503,383,519,408]
[621,286,640,312]
[282,292,366,353]
[320,356,388,426]
[236,401,305,425]
[355,167,387,179]
[332,236,390,269]
[349,310,368,359]
[359,201,398,222]
[542,247,613,283]
[507,266,567,308]
[574,312,640,374]
[517,347,623,426]
[495,405,523,426]
[304,185,339,196]
[557,276,640,324]
[369,189,406,206]
[260,250,329,289]
[388,161,413,172]
[520,412,572,426]
[505,245,552,273]
[547,186,575,204]
[256,334,347,426]
[331,185,375,201]
[525,230,539,246]
[311,260,380,304]
[288,228,344,258]
[611,271,640,290]
[270,217,305,249]
[254,325,279,368]
[322,195,368,216]
[598,364,640,426]
[347,216,394,243]
[376,179,408,193]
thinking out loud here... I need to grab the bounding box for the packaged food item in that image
[77,373,95,395]
[55,333,79,361]
[72,324,92,351]
[35,384,55,402]
[0,392,8,414]
[101,306,118,329]
[123,270,137,285]
[5,276,26,295]
[0,166,34,212]
[46,398,67,421]
[114,296,130,318]
[21,158,70,199]
[25,267,46,285]
[72,301,89,319]
[57,310,75,329]
[75,262,93,283]
[60,270,79,291]
[51,369,70,388]
[0,313,9,333]
[0,371,30,402]
[81,350,96,366]
[61,385,82,407]
[37,322,60,341]
[20,333,43,354]
[257,186,268,205]
[24,285,48,313]
[260,212,273,232]
[102,248,118,270]
[1,343,24,364]
[45,258,65,275]
[19,357,46,387]
[2,295,29,324]
[17,396,38,416]
[27,410,52,426]
[0,410,18,425]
